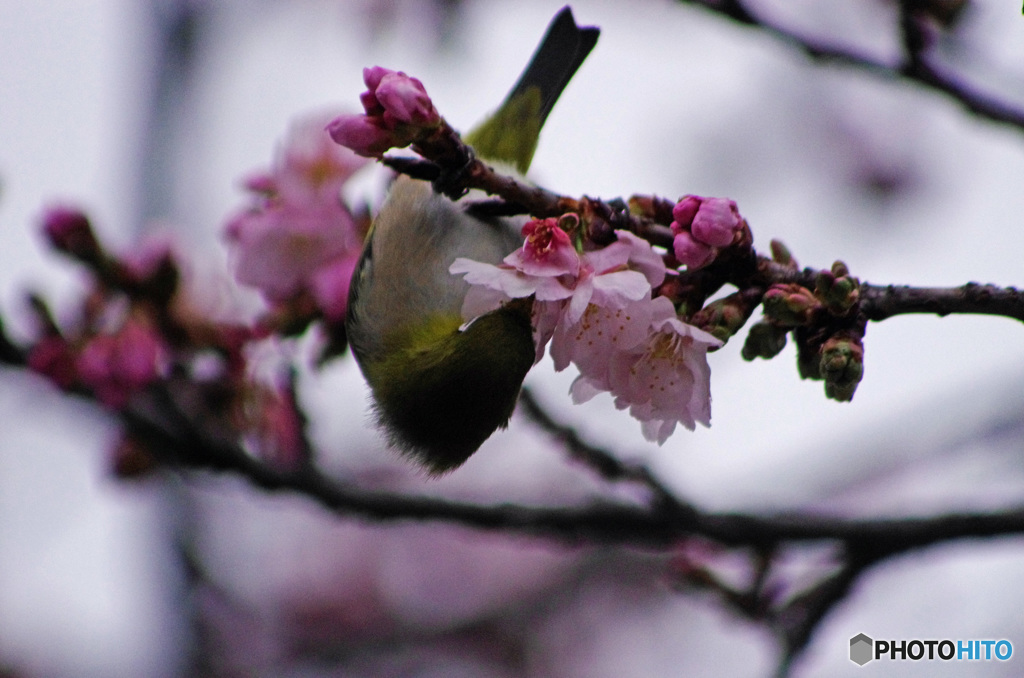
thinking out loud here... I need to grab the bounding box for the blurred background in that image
[2,0,1024,675]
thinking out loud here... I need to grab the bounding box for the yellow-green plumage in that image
[464,88,544,175]
[346,7,599,472]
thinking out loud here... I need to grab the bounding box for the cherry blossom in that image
[225,112,366,321]
[453,220,720,442]
[451,222,665,359]
[76,318,168,408]
[570,296,722,443]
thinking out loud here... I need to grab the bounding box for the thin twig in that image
[517,387,685,508]
[121,380,1024,553]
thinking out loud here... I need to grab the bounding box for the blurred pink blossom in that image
[27,335,78,389]
[240,383,305,468]
[40,205,102,261]
[225,112,366,321]
[76,318,168,408]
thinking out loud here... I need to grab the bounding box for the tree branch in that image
[122,379,1024,555]
[860,282,1024,323]
[677,0,1024,133]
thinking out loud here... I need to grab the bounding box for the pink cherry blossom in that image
[226,201,356,300]
[550,298,658,375]
[451,225,666,359]
[225,112,366,321]
[449,218,580,313]
[277,113,368,201]
[570,296,722,443]
[454,223,719,441]
[561,233,663,325]
[510,217,581,277]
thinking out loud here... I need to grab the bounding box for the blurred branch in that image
[517,386,683,508]
[121,378,1024,554]
[0,318,26,367]
[677,0,1024,133]
[124,376,1024,669]
[6,306,1024,668]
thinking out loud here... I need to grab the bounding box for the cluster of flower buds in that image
[819,333,865,402]
[31,208,173,408]
[28,320,167,410]
[762,283,822,327]
[326,67,442,157]
[815,261,860,316]
[669,195,744,269]
[29,205,310,476]
[747,248,865,400]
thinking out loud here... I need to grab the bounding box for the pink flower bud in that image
[326,114,397,158]
[77,320,167,408]
[671,195,701,228]
[672,231,715,269]
[27,335,77,389]
[691,198,741,248]
[362,66,394,97]
[375,72,440,127]
[41,206,101,260]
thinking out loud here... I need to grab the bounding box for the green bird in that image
[346,7,599,473]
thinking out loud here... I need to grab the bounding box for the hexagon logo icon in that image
[850,633,874,666]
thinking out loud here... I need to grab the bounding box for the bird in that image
[346,6,599,473]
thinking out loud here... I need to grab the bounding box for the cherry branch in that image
[386,117,1024,334]
[676,0,1024,134]
[2,325,1016,557]
[71,371,1024,554]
